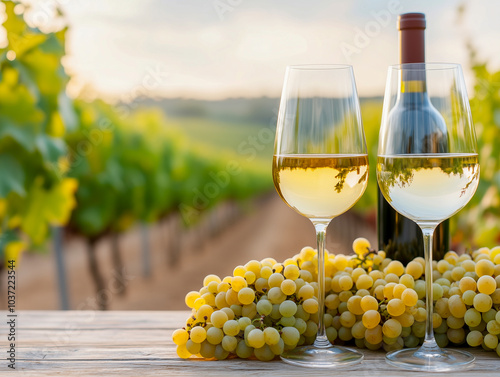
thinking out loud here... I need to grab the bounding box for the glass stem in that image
[421,226,439,350]
[313,222,330,348]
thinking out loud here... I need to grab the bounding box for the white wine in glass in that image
[377,63,479,372]
[273,65,368,368]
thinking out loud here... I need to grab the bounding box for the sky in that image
[18,0,500,100]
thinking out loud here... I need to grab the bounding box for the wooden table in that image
[4,311,498,376]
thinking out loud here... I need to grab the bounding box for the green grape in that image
[214,344,229,360]
[268,273,285,288]
[462,290,476,306]
[360,295,378,312]
[484,333,499,349]
[362,310,381,329]
[200,340,216,358]
[401,326,412,337]
[469,321,486,332]
[281,327,300,346]
[401,288,418,307]
[340,311,356,328]
[466,330,483,347]
[414,280,426,299]
[434,298,451,318]
[247,329,265,348]
[206,327,224,345]
[355,337,366,349]
[255,278,269,293]
[473,293,493,312]
[338,326,353,341]
[294,318,307,335]
[448,295,466,318]
[298,285,315,300]
[482,309,497,323]
[295,305,310,321]
[323,313,334,328]
[254,344,275,361]
[256,299,273,316]
[302,298,319,314]
[221,307,235,320]
[281,279,297,295]
[383,319,402,338]
[222,335,237,352]
[244,325,256,341]
[347,296,364,316]
[236,339,253,359]
[269,338,285,355]
[270,304,281,320]
[339,290,353,303]
[325,294,340,310]
[395,312,415,328]
[447,328,465,344]
[238,317,252,331]
[387,298,405,317]
[432,283,444,301]
[435,333,449,348]
[411,321,426,338]
[446,316,465,330]
[487,320,500,335]
[284,264,300,280]
[383,337,404,352]
[268,287,286,305]
[186,339,201,355]
[279,300,298,317]
[280,316,296,327]
[263,327,280,345]
[464,308,482,327]
[403,334,419,348]
[222,320,240,336]
[211,310,228,329]
[242,302,257,319]
[326,326,337,343]
[351,321,366,339]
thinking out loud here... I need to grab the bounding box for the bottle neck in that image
[398,78,429,105]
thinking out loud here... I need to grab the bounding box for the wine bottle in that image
[377,13,449,263]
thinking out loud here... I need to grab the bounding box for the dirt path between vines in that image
[2,193,375,310]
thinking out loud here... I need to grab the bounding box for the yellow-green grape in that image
[464,308,482,327]
[373,285,385,301]
[237,287,255,305]
[200,340,216,358]
[365,325,383,344]
[487,320,500,335]
[268,273,284,288]
[242,302,257,319]
[197,304,214,322]
[172,329,189,346]
[333,254,348,270]
[281,327,300,346]
[304,320,318,337]
[432,283,443,301]
[353,237,371,255]
[446,316,465,330]
[273,263,284,274]
[222,320,240,337]
[256,299,273,316]
[395,312,415,328]
[221,307,235,320]
[340,311,356,328]
[352,267,366,282]
[244,271,256,285]
[246,328,265,348]
[496,311,500,323]
[325,294,340,310]
[414,307,426,322]
[466,330,483,347]
[451,267,465,282]
[401,288,418,307]
[238,317,252,331]
[326,327,338,343]
[254,344,275,361]
[339,275,354,291]
[176,344,191,359]
[459,276,476,293]
[357,289,370,297]
[362,310,381,329]
[482,309,497,323]
[447,327,466,344]
[360,295,378,312]
[437,260,451,274]
[339,290,353,302]
[383,282,397,300]
[475,259,494,277]
[210,310,228,329]
[399,274,415,289]
[260,266,273,279]
[190,326,207,343]
[231,276,247,292]
[236,339,254,359]
[294,318,307,335]
[284,264,300,280]
[386,261,405,277]
[484,333,499,349]
[214,344,229,360]
[245,260,261,275]
[255,278,269,293]
[269,338,285,355]
[473,293,493,312]
[298,284,315,300]
[302,298,319,314]
[300,269,313,282]
[281,279,296,296]
[206,327,224,345]
[204,274,222,286]
[477,275,496,295]
[207,281,219,294]
[414,280,426,300]
[221,335,237,352]
[406,261,424,279]
[432,313,442,328]
[356,274,374,290]
[462,290,476,306]
[351,321,367,339]
[279,300,298,317]
[185,291,201,309]
[387,298,405,317]
[261,327,280,346]
[186,339,201,355]
[346,296,364,316]
[217,282,230,293]
[338,326,353,341]
[492,289,500,304]
[201,293,216,307]
[435,298,451,319]
[268,287,286,304]
[448,295,467,318]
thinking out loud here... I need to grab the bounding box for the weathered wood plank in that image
[3,311,498,377]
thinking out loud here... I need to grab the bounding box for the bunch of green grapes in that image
[173,240,500,360]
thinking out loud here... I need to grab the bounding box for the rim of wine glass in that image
[389,62,462,71]
[287,64,353,70]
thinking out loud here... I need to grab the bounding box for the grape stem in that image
[312,221,331,349]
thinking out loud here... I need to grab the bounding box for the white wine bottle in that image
[377,13,450,263]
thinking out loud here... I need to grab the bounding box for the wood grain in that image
[2,311,498,376]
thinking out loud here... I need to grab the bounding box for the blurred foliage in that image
[0,0,77,264]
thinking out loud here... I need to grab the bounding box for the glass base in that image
[280,345,363,368]
[386,346,475,372]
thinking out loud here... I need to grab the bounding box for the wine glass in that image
[377,63,479,371]
[273,64,368,367]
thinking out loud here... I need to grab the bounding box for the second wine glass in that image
[273,64,368,367]
[377,63,479,371]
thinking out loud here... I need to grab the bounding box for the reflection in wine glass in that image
[273,64,368,368]
[377,63,479,372]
